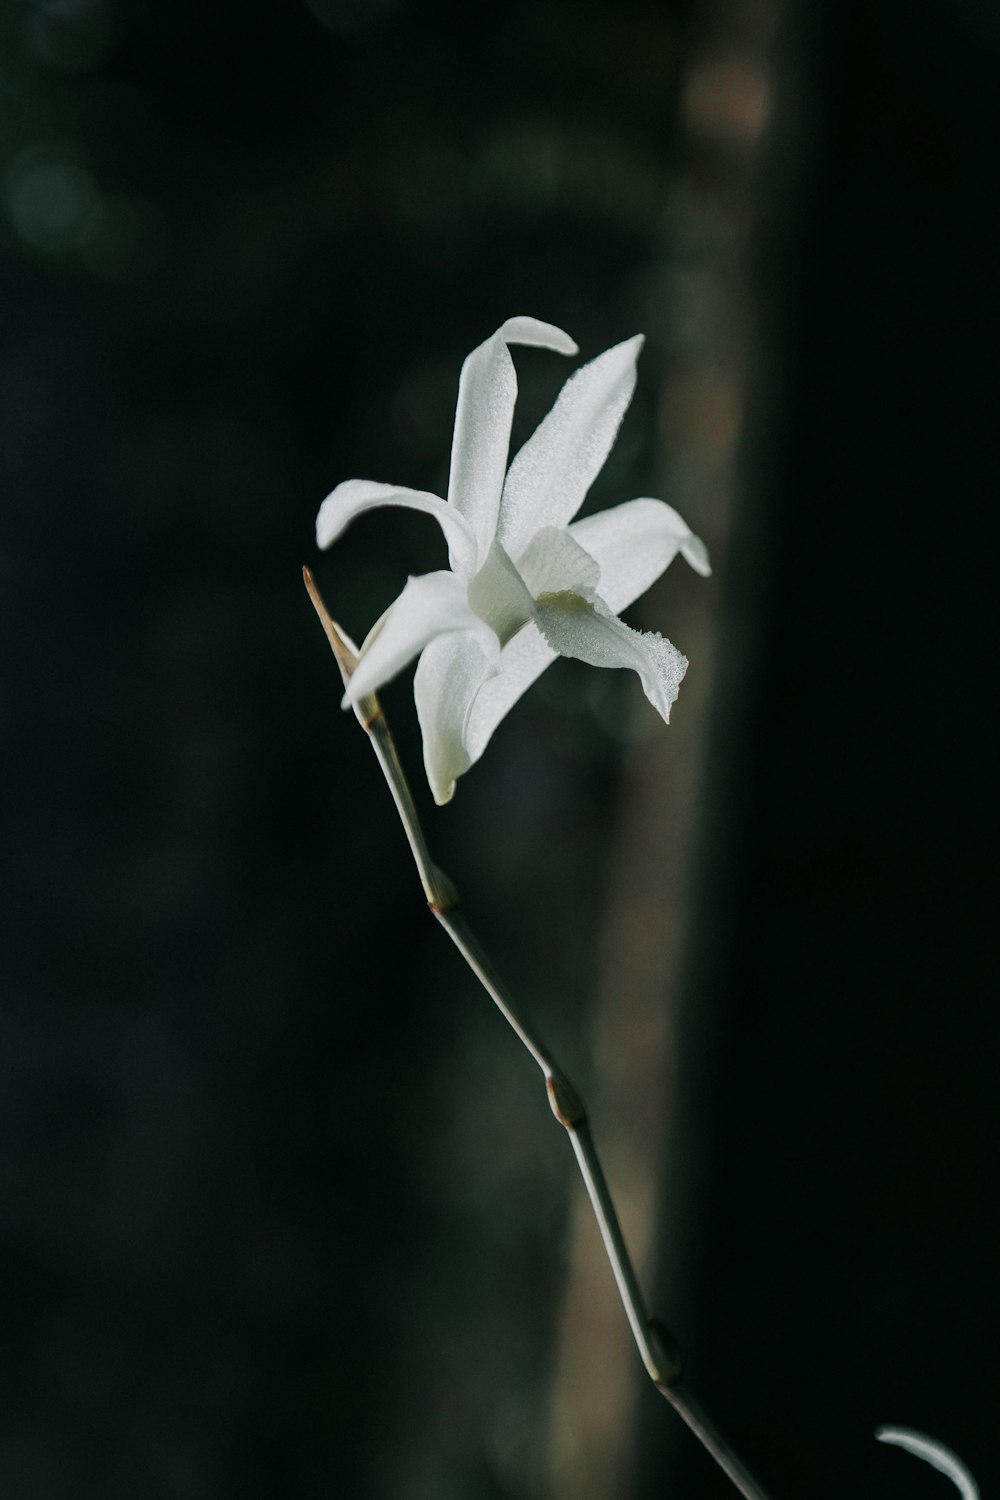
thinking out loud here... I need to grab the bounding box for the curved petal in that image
[448,317,578,563]
[533,591,687,722]
[464,622,557,763]
[414,634,501,804]
[876,1428,978,1500]
[497,334,643,558]
[344,571,496,705]
[316,479,478,578]
[569,497,711,614]
[516,525,600,600]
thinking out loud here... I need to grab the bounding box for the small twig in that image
[305,566,776,1500]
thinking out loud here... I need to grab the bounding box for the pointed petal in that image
[569,497,711,613]
[448,317,577,562]
[533,591,687,722]
[497,334,644,558]
[344,571,496,705]
[876,1429,978,1500]
[464,624,557,762]
[516,525,600,600]
[414,634,500,804]
[316,479,478,578]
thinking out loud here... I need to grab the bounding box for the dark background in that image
[2,1,997,1497]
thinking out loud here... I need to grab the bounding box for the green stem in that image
[305,567,777,1500]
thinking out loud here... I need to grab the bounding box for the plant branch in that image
[305,566,776,1500]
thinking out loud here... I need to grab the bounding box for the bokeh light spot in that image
[23,0,115,72]
[5,148,97,253]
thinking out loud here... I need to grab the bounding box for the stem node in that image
[546,1070,587,1128]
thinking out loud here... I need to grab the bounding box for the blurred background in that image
[2,0,998,1496]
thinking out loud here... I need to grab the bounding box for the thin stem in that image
[566,1120,661,1381]
[305,567,776,1500]
[433,904,568,1088]
[661,1384,775,1500]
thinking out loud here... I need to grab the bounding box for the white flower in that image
[316,316,710,804]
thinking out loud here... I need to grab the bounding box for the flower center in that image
[466,540,535,648]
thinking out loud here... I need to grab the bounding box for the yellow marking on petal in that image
[535,589,591,613]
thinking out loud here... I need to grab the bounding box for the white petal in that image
[499,316,579,355]
[459,572,688,772]
[876,1428,978,1500]
[465,623,558,762]
[344,571,496,705]
[414,634,500,804]
[533,591,687,722]
[448,317,578,564]
[569,497,711,613]
[316,479,478,578]
[516,525,600,600]
[466,539,536,647]
[497,334,643,559]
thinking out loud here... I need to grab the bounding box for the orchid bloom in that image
[316,316,710,803]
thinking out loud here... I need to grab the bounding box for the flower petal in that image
[465,623,557,763]
[316,479,478,578]
[876,1428,978,1500]
[432,517,695,787]
[516,525,600,600]
[414,633,501,804]
[497,334,643,558]
[569,497,710,613]
[533,590,687,721]
[344,571,496,705]
[466,539,536,647]
[448,317,578,564]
